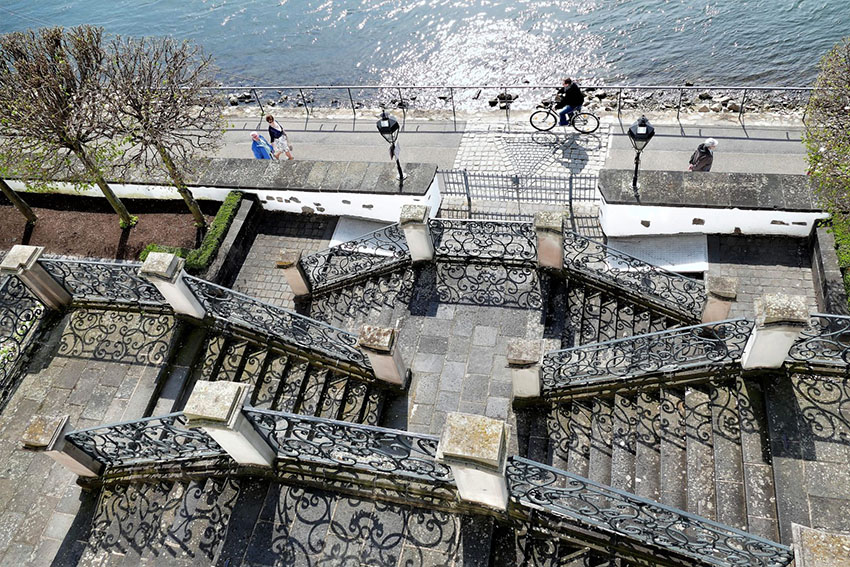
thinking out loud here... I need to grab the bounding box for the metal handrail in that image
[787,313,850,368]
[563,230,707,321]
[429,217,537,264]
[541,318,753,395]
[0,276,47,407]
[38,257,167,308]
[507,456,794,567]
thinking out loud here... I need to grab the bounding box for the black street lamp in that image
[627,115,655,194]
[377,110,405,184]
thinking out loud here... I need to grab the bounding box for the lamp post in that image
[627,115,655,194]
[377,110,405,185]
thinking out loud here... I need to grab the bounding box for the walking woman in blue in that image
[250,131,274,160]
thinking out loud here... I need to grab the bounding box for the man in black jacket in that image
[556,78,585,126]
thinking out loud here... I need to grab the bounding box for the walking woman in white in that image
[266,114,294,160]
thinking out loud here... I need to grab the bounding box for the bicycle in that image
[530,100,600,134]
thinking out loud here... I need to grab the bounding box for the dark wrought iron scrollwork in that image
[0,276,47,406]
[429,218,537,264]
[64,413,225,468]
[183,276,370,369]
[244,408,454,483]
[787,314,850,367]
[39,258,166,308]
[541,319,753,394]
[506,457,793,567]
[299,224,410,292]
[563,231,706,321]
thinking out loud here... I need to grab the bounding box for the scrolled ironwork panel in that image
[64,413,225,467]
[38,258,166,307]
[429,218,537,264]
[506,457,793,567]
[183,276,369,368]
[562,231,706,320]
[787,314,850,367]
[244,408,453,483]
[0,276,47,406]
[541,319,753,393]
[299,224,410,292]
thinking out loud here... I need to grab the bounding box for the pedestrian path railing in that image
[429,218,537,265]
[299,224,410,293]
[0,275,48,408]
[438,169,599,210]
[506,457,793,567]
[183,276,372,373]
[541,319,753,399]
[38,257,167,310]
[787,313,850,371]
[563,231,706,321]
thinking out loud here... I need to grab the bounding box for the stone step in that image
[633,391,661,501]
[297,366,332,416]
[165,479,206,553]
[548,403,572,471]
[216,339,249,383]
[238,344,270,386]
[318,371,349,419]
[632,306,651,336]
[610,393,637,493]
[180,477,241,563]
[615,301,635,340]
[198,334,227,382]
[142,481,188,563]
[251,352,289,409]
[685,385,717,520]
[596,295,619,343]
[274,358,310,413]
[151,326,209,416]
[213,479,271,566]
[579,289,602,346]
[588,398,614,486]
[659,388,688,510]
[711,381,748,531]
[361,387,385,426]
[564,282,586,348]
[338,380,369,422]
[566,401,592,477]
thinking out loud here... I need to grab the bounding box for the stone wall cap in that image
[22,415,69,450]
[755,294,809,326]
[0,245,45,274]
[184,381,248,427]
[707,276,737,300]
[358,325,395,353]
[276,249,302,269]
[399,204,430,225]
[437,412,506,470]
[792,523,850,567]
[534,212,564,233]
[140,252,185,282]
[506,339,542,366]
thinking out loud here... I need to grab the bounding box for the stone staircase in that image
[153,327,387,426]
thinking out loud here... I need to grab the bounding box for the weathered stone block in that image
[437,412,506,470]
[140,252,184,283]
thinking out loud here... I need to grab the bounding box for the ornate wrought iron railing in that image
[506,457,793,567]
[787,313,850,369]
[541,319,753,396]
[38,257,167,309]
[183,276,370,371]
[563,231,707,321]
[244,407,453,484]
[299,224,410,293]
[0,276,47,407]
[429,218,537,264]
[64,413,226,468]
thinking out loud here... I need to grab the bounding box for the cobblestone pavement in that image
[0,309,175,566]
[708,235,818,318]
[232,212,337,310]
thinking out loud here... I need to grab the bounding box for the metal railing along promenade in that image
[438,169,599,210]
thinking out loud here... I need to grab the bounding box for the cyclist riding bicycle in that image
[555,78,585,126]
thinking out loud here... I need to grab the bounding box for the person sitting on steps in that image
[556,77,585,126]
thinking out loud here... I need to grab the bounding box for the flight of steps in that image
[153,328,387,426]
[78,476,496,567]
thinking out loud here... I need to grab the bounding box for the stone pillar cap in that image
[399,204,430,225]
[0,245,45,274]
[792,523,850,567]
[140,252,185,283]
[437,412,507,471]
[358,325,396,353]
[22,415,69,450]
[755,294,809,326]
[276,249,302,269]
[533,211,564,233]
[707,276,737,300]
[506,339,542,366]
[184,381,249,428]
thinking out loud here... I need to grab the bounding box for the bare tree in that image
[0,26,135,227]
[0,171,37,225]
[108,36,226,229]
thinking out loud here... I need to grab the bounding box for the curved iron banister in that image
[0,276,47,407]
[563,231,706,321]
[429,218,537,264]
[64,413,226,468]
[541,319,753,395]
[787,313,850,368]
[244,407,453,484]
[506,457,793,567]
[299,223,410,293]
[38,257,167,308]
[183,276,370,370]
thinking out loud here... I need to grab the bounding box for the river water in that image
[0,0,845,88]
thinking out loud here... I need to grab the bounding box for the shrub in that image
[139,191,243,274]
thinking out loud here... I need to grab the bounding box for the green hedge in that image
[140,191,243,273]
[824,214,850,306]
